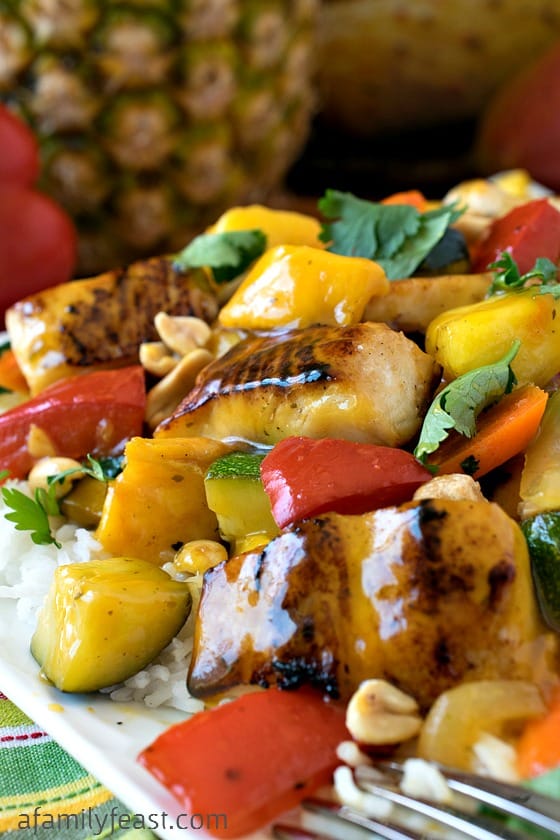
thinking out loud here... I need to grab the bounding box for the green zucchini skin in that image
[522,511,560,631]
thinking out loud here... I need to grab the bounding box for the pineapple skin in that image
[0,0,318,276]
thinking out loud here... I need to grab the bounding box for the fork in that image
[272,759,560,840]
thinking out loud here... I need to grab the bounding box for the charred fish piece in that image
[6,258,218,394]
[156,322,441,448]
[188,499,551,710]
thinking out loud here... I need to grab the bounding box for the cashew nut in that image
[413,473,485,503]
[154,312,211,356]
[145,347,213,429]
[346,679,422,746]
[174,539,228,575]
[28,456,84,499]
[139,341,177,377]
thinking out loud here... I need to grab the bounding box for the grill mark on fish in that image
[44,258,217,368]
[177,330,334,414]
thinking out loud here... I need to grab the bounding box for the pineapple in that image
[0,0,318,276]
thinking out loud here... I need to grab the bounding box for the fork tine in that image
[371,760,560,836]
[355,768,534,840]
[303,797,425,840]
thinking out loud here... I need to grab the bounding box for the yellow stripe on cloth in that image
[0,775,113,832]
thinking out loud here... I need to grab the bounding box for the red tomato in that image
[471,198,560,274]
[138,687,348,838]
[0,105,40,187]
[260,436,432,529]
[0,366,146,480]
[0,186,77,324]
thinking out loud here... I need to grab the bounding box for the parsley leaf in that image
[414,340,520,464]
[173,230,267,283]
[318,190,464,280]
[1,485,61,548]
[488,252,559,295]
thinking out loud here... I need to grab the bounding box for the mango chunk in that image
[218,244,389,330]
[426,288,560,387]
[96,436,231,564]
[207,204,324,249]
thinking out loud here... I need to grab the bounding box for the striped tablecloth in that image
[0,692,156,839]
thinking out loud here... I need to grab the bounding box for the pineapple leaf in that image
[173,230,267,283]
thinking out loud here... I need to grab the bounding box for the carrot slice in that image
[0,348,28,394]
[429,383,548,479]
[381,189,428,211]
[517,692,560,778]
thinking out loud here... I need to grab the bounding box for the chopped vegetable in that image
[425,383,548,479]
[138,687,348,838]
[519,390,560,519]
[204,451,279,551]
[415,226,470,276]
[517,692,560,778]
[60,475,108,529]
[173,230,267,283]
[414,341,519,465]
[260,436,432,528]
[471,198,560,274]
[380,189,428,211]
[521,512,560,632]
[218,244,389,330]
[318,189,463,279]
[31,557,192,693]
[0,366,146,480]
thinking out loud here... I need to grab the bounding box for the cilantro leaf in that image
[47,453,123,490]
[1,485,61,548]
[488,252,559,295]
[318,189,464,280]
[414,340,520,464]
[173,230,267,283]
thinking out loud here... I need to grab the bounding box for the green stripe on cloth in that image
[0,695,157,839]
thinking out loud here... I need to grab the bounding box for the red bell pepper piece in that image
[471,198,560,274]
[260,436,432,529]
[0,366,146,479]
[138,687,348,838]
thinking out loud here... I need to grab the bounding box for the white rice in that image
[0,480,203,714]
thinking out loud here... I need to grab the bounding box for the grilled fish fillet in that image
[188,499,553,709]
[155,322,440,448]
[363,272,493,333]
[6,258,218,394]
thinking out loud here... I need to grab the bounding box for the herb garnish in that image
[0,454,121,547]
[488,252,559,295]
[173,229,267,283]
[318,190,464,280]
[414,340,520,466]
[2,484,62,547]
